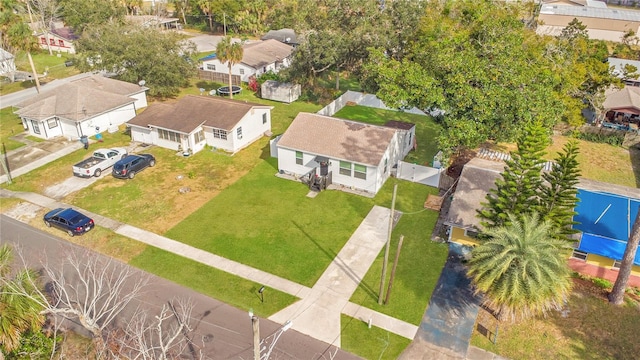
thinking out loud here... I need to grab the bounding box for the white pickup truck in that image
[72,148,128,178]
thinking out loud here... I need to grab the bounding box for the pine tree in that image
[478,123,549,229]
[539,140,581,243]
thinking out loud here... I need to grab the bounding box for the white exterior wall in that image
[204,128,234,151]
[130,126,153,144]
[130,91,148,109]
[202,59,257,82]
[228,109,271,152]
[186,129,207,154]
[76,104,136,137]
[277,144,394,195]
[38,33,76,54]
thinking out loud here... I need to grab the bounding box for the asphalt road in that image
[0,215,361,360]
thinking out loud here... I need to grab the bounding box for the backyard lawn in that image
[0,50,79,95]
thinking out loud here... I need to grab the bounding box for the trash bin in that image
[80,135,89,149]
[95,133,103,142]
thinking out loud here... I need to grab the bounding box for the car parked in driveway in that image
[43,208,94,236]
[112,154,156,179]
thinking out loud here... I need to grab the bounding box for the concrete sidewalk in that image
[0,189,418,347]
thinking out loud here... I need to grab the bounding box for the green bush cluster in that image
[571,130,624,146]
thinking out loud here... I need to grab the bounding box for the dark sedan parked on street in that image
[112,154,156,179]
[43,208,95,236]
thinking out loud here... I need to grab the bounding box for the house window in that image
[613,260,622,269]
[206,64,216,71]
[158,129,180,142]
[47,119,58,129]
[295,151,303,165]
[49,38,55,45]
[339,161,351,176]
[239,69,245,75]
[354,164,366,180]
[464,229,479,238]
[571,250,588,261]
[194,129,205,143]
[30,120,41,134]
[383,158,388,174]
[237,127,243,139]
[40,37,46,44]
[262,113,267,124]
[58,40,64,47]
[212,129,227,140]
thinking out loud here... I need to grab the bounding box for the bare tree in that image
[29,0,61,56]
[116,297,205,360]
[3,248,149,351]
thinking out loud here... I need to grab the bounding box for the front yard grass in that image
[164,157,375,287]
[0,50,79,95]
[0,107,25,151]
[341,314,411,360]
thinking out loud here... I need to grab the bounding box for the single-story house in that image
[200,39,294,82]
[536,3,640,42]
[444,156,640,283]
[0,47,16,81]
[36,27,78,54]
[596,86,640,131]
[260,28,299,47]
[608,57,640,87]
[275,113,412,195]
[126,95,273,154]
[384,120,416,157]
[14,75,148,140]
[126,15,181,30]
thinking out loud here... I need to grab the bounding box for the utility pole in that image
[378,184,397,305]
[252,315,260,360]
[385,235,404,305]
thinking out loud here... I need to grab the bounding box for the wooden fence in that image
[197,70,241,86]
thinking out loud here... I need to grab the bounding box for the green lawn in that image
[334,105,442,166]
[341,314,411,360]
[355,179,449,324]
[0,50,79,95]
[164,157,375,287]
[0,107,25,151]
[130,246,299,317]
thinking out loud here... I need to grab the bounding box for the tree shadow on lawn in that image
[291,220,378,299]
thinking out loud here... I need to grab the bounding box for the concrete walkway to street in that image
[0,189,418,349]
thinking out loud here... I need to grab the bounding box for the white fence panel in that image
[396,161,442,188]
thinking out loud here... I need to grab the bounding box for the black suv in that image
[43,208,94,236]
[112,154,156,179]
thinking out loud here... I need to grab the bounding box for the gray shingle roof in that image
[603,86,640,110]
[127,95,272,133]
[277,113,397,166]
[15,82,136,121]
[242,39,293,69]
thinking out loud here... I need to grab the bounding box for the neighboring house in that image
[36,27,78,54]
[200,39,294,82]
[126,95,273,154]
[597,86,640,131]
[0,48,16,81]
[126,15,181,29]
[260,28,299,47]
[536,3,640,42]
[14,75,148,140]
[608,57,640,87]
[444,157,640,283]
[275,113,412,195]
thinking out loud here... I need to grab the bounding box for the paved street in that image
[0,214,361,360]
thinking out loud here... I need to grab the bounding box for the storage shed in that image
[261,80,301,103]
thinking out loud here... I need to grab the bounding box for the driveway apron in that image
[400,242,481,359]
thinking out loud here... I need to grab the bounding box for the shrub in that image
[571,130,624,146]
[591,277,613,290]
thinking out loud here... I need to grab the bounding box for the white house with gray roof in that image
[200,39,293,82]
[275,113,408,195]
[14,75,148,140]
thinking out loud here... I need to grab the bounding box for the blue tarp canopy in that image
[574,189,640,241]
[578,233,640,266]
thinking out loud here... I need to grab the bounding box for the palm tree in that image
[468,212,573,321]
[215,36,243,99]
[7,21,41,93]
[0,245,45,356]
